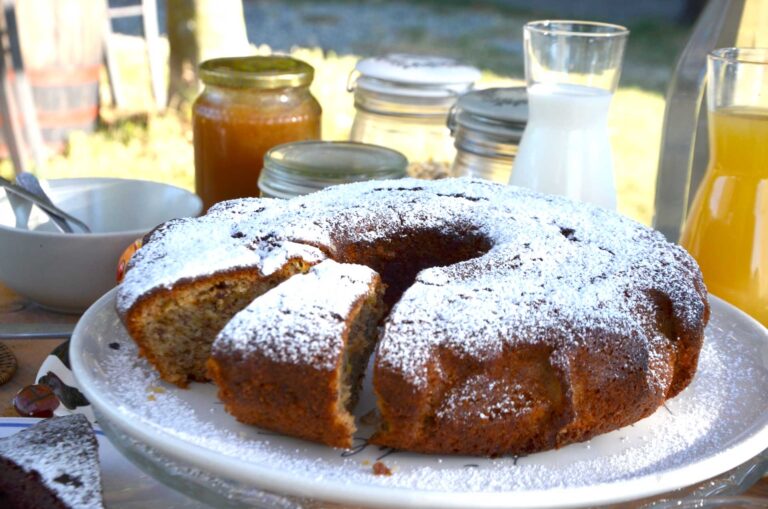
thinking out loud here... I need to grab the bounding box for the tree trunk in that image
[166,0,249,110]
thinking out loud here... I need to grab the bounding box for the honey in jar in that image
[194,56,321,210]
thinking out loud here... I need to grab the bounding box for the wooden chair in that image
[103,0,165,111]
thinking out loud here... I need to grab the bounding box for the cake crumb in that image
[372,461,392,476]
[359,409,378,426]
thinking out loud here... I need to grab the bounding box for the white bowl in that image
[0,178,202,313]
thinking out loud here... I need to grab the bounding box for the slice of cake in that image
[116,200,327,387]
[0,414,103,509]
[207,260,386,448]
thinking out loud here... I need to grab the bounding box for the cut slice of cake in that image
[0,414,103,509]
[116,198,327,387]
[207,259,386,448]
[121,260,314,387]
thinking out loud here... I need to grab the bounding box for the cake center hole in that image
[337,228,492,307]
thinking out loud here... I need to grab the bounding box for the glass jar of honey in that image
[193,56,321,211]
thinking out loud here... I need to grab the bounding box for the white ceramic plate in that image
[70,290,768,509]
[0,417,210,508]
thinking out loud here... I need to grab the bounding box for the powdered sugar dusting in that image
[436,376,534,422]
[116,198,326,314]
[82,295,767,501]
[0,415,103,509]
[213,260,378,370]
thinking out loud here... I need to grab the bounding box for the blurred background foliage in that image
[1,0,702,225]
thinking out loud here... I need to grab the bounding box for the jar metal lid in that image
[199,56,314,89]
[259,141,408,199]
[352,54,480,98]
[449,87,528,137]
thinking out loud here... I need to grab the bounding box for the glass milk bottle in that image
[509,21,628,209]
[679,48,768,327]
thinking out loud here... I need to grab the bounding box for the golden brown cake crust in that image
[208,358,353,446]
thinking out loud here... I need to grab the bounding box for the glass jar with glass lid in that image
[193,56,322,211]
[449,87,528,184]
[258,141,408,199]
[348,54,480,178]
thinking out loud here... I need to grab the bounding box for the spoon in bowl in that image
[0,176,91,233]
[15,172,76,233]
[6,187,32,229]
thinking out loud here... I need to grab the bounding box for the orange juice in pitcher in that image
[680,48,768,327]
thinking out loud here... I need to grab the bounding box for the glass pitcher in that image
[679,48,768,327]
[509,21,628,210]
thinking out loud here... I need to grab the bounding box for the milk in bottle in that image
[509,20,628,210]
[512,83,615,209]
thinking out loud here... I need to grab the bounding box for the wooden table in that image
[0,283,766,506]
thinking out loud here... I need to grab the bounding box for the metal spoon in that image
[15,172,75,233]
[1,175,77,233]
[6,188,32,229]
[0,176,91,233]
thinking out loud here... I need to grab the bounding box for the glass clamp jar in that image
[258,141,408,199]
[193,55,322,211]
[448,87,528,183]
[347,54,480,180]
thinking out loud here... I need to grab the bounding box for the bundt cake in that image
[0,415,103,509]
[117,178,709,456]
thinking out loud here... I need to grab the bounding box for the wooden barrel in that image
[2,0,106,154]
